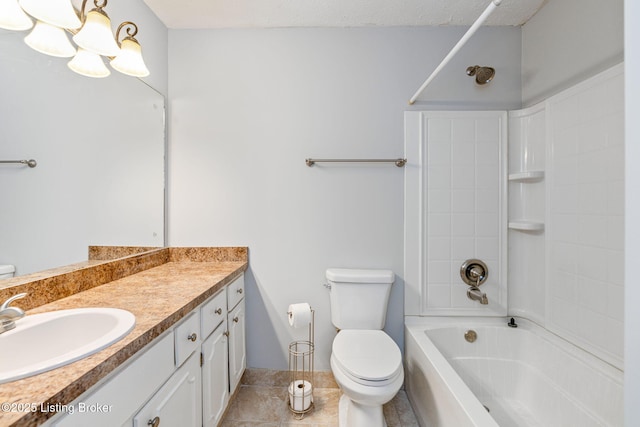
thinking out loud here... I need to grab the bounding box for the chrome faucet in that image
[0,293,27,334]
[460,259,489,305]
[467,287,488,305]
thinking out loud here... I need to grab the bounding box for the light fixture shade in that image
[0,0,33,30]
[68,47,110,78]
[24,20,76,57]
[73,9,119,57]
[110,38,149,77]
[18,0,81,29]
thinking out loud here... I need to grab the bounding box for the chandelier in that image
[0,0,149,78]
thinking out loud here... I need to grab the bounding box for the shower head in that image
[466,65,495,85]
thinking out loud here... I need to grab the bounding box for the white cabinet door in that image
[227,298,245,394]
[133,352,202,427]
[52,332,174,427]
[202,319,229,427]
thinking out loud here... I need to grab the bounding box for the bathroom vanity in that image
[0,247,247,427]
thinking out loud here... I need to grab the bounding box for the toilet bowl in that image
[325,268,403,427]
[331,330,403,426]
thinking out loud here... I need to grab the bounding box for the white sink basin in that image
[0,308,135,384]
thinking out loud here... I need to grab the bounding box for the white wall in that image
[168,26,521,370]
[624,0,640,425]
[521,0,624,106]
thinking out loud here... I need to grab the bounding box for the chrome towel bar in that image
[0,159,37,168]
[305,158,406,167]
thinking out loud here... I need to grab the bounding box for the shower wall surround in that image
[404,111,508,316]
[546,64,624,368]
[508,104,546,325]
[509,64,624,369]
[405,64,624,370]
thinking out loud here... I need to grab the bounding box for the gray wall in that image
[521,0,624,106]
[167,26,521,370]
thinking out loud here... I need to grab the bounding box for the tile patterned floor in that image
[220,384,419,427]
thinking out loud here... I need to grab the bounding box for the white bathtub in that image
[404,317,623,427]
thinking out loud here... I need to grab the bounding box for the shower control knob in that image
[460,259,488,286]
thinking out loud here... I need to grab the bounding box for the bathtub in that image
[404,317,623,427]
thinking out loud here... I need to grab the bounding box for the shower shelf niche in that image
[508,221,545,232]
[508,171,544,182]
[508,106,545,235]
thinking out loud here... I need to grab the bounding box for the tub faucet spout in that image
[467,286,488,305]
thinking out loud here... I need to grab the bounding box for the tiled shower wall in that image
[507,104,546,325]
[509,64,624,369]
[546,64,625,368]
[404,111,507,316]
[406,65,624,369]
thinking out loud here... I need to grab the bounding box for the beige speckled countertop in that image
[0,247,248,427]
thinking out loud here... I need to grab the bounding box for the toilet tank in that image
[0,265,15,279]
[326,268,395,330]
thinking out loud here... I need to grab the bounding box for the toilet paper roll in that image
[288,303,312,328]
[288,380,313,412]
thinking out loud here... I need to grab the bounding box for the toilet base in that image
[338,394,387,427]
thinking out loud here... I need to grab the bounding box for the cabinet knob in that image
[236,288,243,294]
[187,333,197,342]
[233,316,239,323]
[215,308,222,315]
[148,416,160,427]
[223,331,230,337]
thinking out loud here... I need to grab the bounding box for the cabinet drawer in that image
[175,311,201,367]
[201,288,227,339]
[227,274,245,311]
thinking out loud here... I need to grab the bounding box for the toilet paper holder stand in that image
[287,307,315,419]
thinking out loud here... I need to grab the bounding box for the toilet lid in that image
[332,330,402,383]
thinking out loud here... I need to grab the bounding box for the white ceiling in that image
[142,0,547,29]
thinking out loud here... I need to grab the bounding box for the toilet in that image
[0,265,15,279]
[326,268,403,427]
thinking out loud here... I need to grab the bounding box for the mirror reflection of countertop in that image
[0,247,248,427]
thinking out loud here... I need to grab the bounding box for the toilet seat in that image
[332,330,402,386]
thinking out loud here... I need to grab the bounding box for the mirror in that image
[0,29,165,282]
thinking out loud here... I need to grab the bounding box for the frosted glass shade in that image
[73,9,119,57]
[110,38,149,77]
[0,0,33,30]
[24,20,76,58]
[18,0,81,29]
[68,48,110,78]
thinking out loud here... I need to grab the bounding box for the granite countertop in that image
[0,252,247,427]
